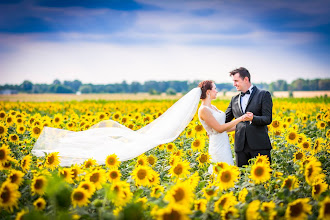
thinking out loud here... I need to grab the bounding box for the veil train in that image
[32,88,202,166]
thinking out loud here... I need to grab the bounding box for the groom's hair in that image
[230,67,251,82]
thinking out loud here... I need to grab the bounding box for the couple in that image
[32,67,272,169]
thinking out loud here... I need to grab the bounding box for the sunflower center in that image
[37,201,43,208]
[206,189,215,196]
[110,171,118,179]
[73,191,84,201]
[220,198,227,207]
[47,155,55,164]
[148,157,155,165]
[307,166,313,178]
[72,169,78,179]
[0,113,5,118]
[0,187,10,203]
[254,167,264,177]
[290,202,303,217]
[22,159,27,167]
[221,171,231,183]
[325,203,330,215]
[200,154,208,163]
[33,127,41,134]
[108,158,115,165]
[55,118,60,123]
[137,169,147,180]
[284,179,292,188]
[0,150,5,159]
[0,126,4,134]
[314,184,321,195]
[10,174,18,183]
[302,142,309,149]
[295,153,303,160]
[289,133,296,140]
[85,162,92,168]
[174,165,183,175]
[163,209,180,220]
[81,184,90,190]
[193,140,200,147]
[11,135,18,141]
[35,179,44,190]
[173,188,184,202]
[272,121,279,128]
[90,173,100,183]
[195,125,203,132]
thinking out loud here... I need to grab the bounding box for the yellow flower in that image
[148,169,160,186]
[250,162,272,184]
[0,144,12,165]
[286,130,299,145]
[318,197,330,220]
[59,168,74,183]
[293,150,305,163]
[147,155,157,166]
[16,125,26,134]
[15,209,28,220]
[214,191,237,213]
[166,143,176,152]
[150,185,164,198]
[86,169,107,190]
[0,123,8,138]
[31,126,42,138]
[132,165,153,187]
[44,152,60,170]
[110,181,132,206]
[197,153,211,167]
[53,113,63,125]
[6,170,25,186]
[107,168,121,182]
[194,199,207,213]
[0,182,21,212]
[213,162,230,174]
[21,155,32,172]
[83,158,98,169]
[238,188,248,203]
[261,201,277,220]
[312,180,328,199]
[304,160,323,185]
[246,200,261,220]
[9,134,19,143]
[164,182,194,206]
[281,176,299,190]
[31,175,47,195]
[78,181,96,196]
[33,197,46,211]
[255,154,270,165]
[191,138,205,152]
[71,188,91,207]
[270,120,281,130]
[136,154,148,167]
[300,140,311,151]
[221,206,239,220]
[156,204,190,220]
[70,164,82,181]
[169,160,190,179]
[0,110,6,121]
[317,120,326,130]
[285,198,312,220]
[216,166,240,191]
[202,183,219,200]
[105,154,120,168]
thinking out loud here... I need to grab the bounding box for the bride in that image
[32,80,247,167]
[198,80,246,173]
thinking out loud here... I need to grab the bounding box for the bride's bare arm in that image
[199,108,245,133]
[227,125,236,132]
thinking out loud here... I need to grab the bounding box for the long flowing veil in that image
[32,88,202,166]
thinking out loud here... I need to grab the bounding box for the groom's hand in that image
[245,112,254,121]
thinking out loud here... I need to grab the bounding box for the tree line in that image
[0,78,329,94]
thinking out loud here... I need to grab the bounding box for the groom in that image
[225,67,273,167]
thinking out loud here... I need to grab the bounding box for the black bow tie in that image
[240,90,250,97]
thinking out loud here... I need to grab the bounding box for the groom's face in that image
[231,73,249,92]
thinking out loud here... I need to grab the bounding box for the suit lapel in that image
[237,93,243,115]
[245,86,257,111]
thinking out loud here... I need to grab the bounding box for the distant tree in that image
[130,82,142,93]
[64,80,82,92]
[79,85,93,93]
[166,87,176,95]
[54,85,74,93]
[53,79,61,85]
[20,80,33,93]
[318,79,330,90]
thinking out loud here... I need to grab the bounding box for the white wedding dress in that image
[198,105,234,173]
[32,88,202,166]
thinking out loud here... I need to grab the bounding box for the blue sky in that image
[0,0,329,85]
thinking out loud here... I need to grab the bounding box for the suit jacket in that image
[225,86,273,152]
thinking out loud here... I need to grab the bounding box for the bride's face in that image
[208,83,218,99]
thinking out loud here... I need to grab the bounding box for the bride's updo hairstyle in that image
[198,80,214,99]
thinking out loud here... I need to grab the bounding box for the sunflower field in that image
[0,98,329,220]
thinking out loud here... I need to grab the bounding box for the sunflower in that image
[31,175,47,195]
[214,191,237,213]
[285,198,312,220]
[194,124,204,134]
[7,170,25,186]
[83,158,98,169]
[164,182,194,206]
[70,164,82,181]
[194,199,207,212]
[202,184,219,200]
[270,120,281,130]
[238,188,248,203]
[86,169,107,190]
[53,113,63,126]
[5,116,14,126]
[108,168,121,182]
[250,162,272,184]
[0,110,6,120]
[147,155,157,166]
[78,181,96,196]
[0,144,12,165]
[16,209,28,220]
[213,162,229,174]
[216,166,240,191]
[281,176,299,190]
[255,154,270,165]
[261,201,277,220]
[33,197,46,211]
[0,182,21,212]
[9,134,19,143]
[59,168,74,183]
[71,188,91,207]
[221,206,239,220]
[156,204,190,220]
[312,180,328,199]
[318,196,330,220]
[105,154,120,168]
[31,126,42,138]
[132,165,153,187]
[150,185,164,198]
[110,181,132,206]
[148,169,160,186]
[191,139,205,152]
[197,153,211,167]
[293,150,305,163]
[21,155,32,172]
[313,138,324,153]
[304,160,323,185]
[44,152,60,170]
[0,123,8,138]
[286,130,299,145]
[169,160,190,179]
[136,154,148,167]
[166,143,176,152]
[300,140,311,151]
[317,120,326,130]
[16,125,26,134]
[246,200,260,220]
[186,172,200,190]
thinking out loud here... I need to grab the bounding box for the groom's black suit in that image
[225,86,273,167]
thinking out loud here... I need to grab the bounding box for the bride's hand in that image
[239,114,246,122]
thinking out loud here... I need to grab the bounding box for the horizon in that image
[0,0,329,85]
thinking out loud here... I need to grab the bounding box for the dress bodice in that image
[198,105,226,136]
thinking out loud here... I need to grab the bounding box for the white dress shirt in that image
[241,85,254,113]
